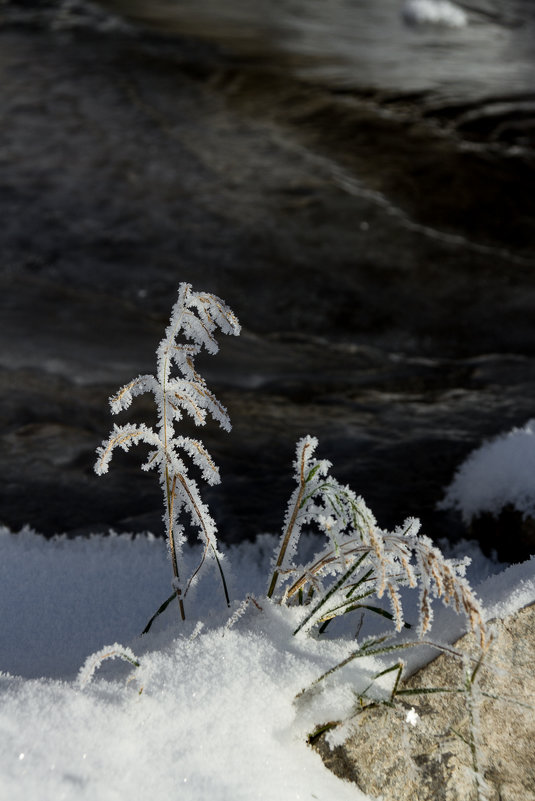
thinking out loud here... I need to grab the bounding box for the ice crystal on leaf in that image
[95,283,240,621]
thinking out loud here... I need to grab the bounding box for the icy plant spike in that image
[95,283,240,621]
[267,436,322,599]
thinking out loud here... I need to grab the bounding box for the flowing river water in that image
[1,0,535,561]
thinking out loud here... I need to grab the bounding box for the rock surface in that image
[316,602,535,800]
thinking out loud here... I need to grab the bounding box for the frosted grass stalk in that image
[95,283,240,622]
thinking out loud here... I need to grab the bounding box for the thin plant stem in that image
[167,473,185,621]
[293,554,370,635]
[176,472,230,607]
[267,440,312,599]
[298,638,480,698]
[162,293,188,620]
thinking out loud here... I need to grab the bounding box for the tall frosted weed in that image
[95,283,240,621]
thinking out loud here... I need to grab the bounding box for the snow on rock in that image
[476,555,535,621]
[440,420,535,523]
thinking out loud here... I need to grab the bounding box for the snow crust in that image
[0,527,533,801]
[440,420,535,522]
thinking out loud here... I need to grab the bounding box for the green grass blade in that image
[141,592,177,635]
[305,463,322,483]
[396,687,464,696]
[293,553,370,636]
[212,544,231,607]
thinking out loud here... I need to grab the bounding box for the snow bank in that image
[440,420,535,522]
[476,555,535,621]
[0,527,170,678]
[1,527,534,801]
[0,527,306,679]
[0,528,378,801]
[1,611,372,801]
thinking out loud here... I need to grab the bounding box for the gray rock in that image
[315,603,535,800]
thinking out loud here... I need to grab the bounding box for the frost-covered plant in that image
[273,441,535,799]
[95,283,240,621]
[78,644,140,689]
[268,436,486,646]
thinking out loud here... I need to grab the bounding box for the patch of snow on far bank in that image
[402,0,467,28]
[440,420,535,522]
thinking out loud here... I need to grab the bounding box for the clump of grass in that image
[95,283,240,622]
[268,436,486,646]
[271,442,535,800]
[92,288,485,658]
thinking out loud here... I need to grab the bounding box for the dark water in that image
[1,0,535,559]
[100,0,535,101]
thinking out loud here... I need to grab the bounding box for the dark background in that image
[1,0,535,557]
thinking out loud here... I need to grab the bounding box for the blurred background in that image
[1,0,534,556]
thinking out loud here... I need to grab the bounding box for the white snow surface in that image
[440,420,535,522]
[1,526,534,801]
